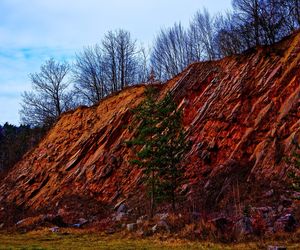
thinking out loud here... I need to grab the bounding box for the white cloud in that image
[0,0,232,124]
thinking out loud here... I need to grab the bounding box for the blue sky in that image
[0,0,231,125]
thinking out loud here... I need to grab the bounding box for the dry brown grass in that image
[0,228,300,250]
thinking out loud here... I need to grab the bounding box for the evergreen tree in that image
[155,93,190,211]
[128,87,189,216]
[0,123,46,173]
[128,87,161,217]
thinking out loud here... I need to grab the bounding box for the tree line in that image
[152,0,300,79]
[20,0,300,127]
[0,123,46,173]
[20,30,147,127]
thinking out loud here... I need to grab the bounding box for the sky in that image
[0,0,232,125]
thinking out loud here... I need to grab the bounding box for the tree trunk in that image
[150,170,155,218]
[171,172,176,212]
[171,186,176,212]
[55,92,61,116]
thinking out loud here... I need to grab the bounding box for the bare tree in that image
[214,0,293,55]
[136,45,150,83]
[151,23,190,80]
[293,0,300,27]
[102,29,139,92]
[73,30,146,105]
[215,13,245,57]
[232,0,262,46]
[20,58,72,127]
[189,9,217,60]
[286,0,300,29]
[116,30,137,89]
[259,0,290,45]
[187,21,204,62]
[73,45,107,105]
[102,31,118,92]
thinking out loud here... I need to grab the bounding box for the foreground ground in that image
[0,229,300,250]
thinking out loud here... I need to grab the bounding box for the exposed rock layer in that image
[0,32,299,220]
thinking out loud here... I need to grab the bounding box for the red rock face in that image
[0,32,299,218]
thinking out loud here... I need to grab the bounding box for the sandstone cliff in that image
[0,32,299,228]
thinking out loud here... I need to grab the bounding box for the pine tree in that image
[128,87,189,216]
[128,87,161,217]
[155,93,190,211]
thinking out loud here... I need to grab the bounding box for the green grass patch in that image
[0,230,299,250]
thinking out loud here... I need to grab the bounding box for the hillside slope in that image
[0,32,299,228]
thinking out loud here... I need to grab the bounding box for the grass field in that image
[0,229,299,250]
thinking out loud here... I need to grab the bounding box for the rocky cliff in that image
[0,32,299,230]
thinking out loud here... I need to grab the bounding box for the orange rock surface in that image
[0,32,299,219]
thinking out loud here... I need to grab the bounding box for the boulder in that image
[114,199,126,210]
[136,215,148,225]
[274,214,297,232]
[78,218,88,225]
[117,204,127,214]
[264,189,274,197]
[277,205,284,213]
[154,213,169,221]
[16,218,27,226]
[152,220,170,233]
[15,214,66,231]
[115,212,126,222]
[72,218,88,228]
[50,226,59,232]
[234,216,253,236]
[127,223,137,232]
